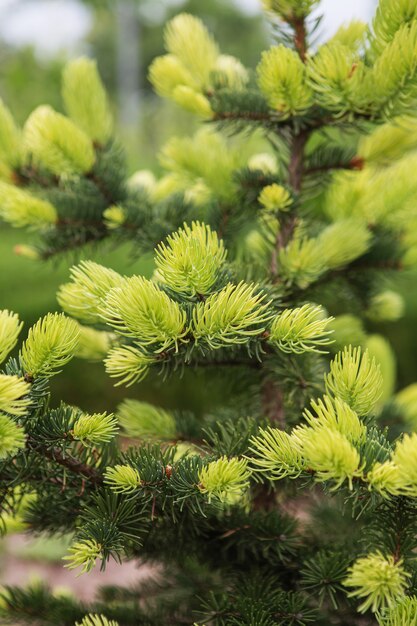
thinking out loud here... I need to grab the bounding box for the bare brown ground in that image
[0,535,153,602]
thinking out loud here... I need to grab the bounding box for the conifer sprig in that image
[155,221,227,297]
[20,313,80,378]
[0,310,23,364]
[24,105,95,176]
[101,277,188,353]
[344,553,410,613]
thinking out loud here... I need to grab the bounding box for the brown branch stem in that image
[291,16,308,62]
[85,171,115,205]
[270,129,309,277]
[264,10,309,435]
[27,437,103,485]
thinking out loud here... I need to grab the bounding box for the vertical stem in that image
[270,129,309,278]
[263,14,309,429]
[288,129,309,193]
[292,17,308,62]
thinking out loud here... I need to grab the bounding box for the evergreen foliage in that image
[3,1,417,624]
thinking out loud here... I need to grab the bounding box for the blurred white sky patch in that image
[0,0,377,57]
[237,0,376,34]
[0,0,92,57]
[313,0,376,36]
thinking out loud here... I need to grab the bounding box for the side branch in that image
[212,111,274,123]
[304,156,365,176]
[27,438,103,485]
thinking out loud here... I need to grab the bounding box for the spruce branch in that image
[26,437,103,485]
[3,3,417,623]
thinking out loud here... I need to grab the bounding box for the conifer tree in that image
[4,1,417,624]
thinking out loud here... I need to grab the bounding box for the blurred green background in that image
[0,0,416,416]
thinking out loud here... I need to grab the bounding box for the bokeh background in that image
[1,0,417,596]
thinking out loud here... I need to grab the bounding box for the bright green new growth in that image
[279,219,371,280]
[164,13,219,88]
[357,117,417,165]
[0,375,30,416]
[367,291,405,322]
[370,0,417,57]
[0,98,22,169]
[344,553,410,613]
[171,85,213,118]
[366,461,402,498]
[269,304,333,354]
[377,596,417,626]
[324,151,417,229]
[368,22,417,117]
[301,427,362,489]
[103,205,125,229]
[72,412,118,446]
[262,0,319,18]
[74,325,113,361]
[0,414,26,459]
[0,182,57,228]
[307,42,365,115]
[104,346,156,387]
[76,615,119,626]
[325,346,383,416]
[365,334,396,405]
[62,57,113,144]
[391,433,417,497]
[64,539,102,575]
[278,236,326,288]
[104,465,141,494]
[155,222,227,296]
[213,54,249,90]
[149,11,252,118]
[24,105,95,176]
[20,313,80,377]
[250,392,366,489]
[153,12,247,107]
[249,428,305,479]
[248,152,278,174]
[102,277,187,352]
[0,310,23,364]
[57,261,124,324]
[258,183,293,212]
[156,128,245,202]
[198,456,251,504]
[149,58,212,119]
[149,54,197,98]
[302,395,366,444]
[257,45,312,116]
[318,220,371,269]
[117,399,176,440]
[329,20,368,51]
[395,383,417,428]
[192,282,272,349]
